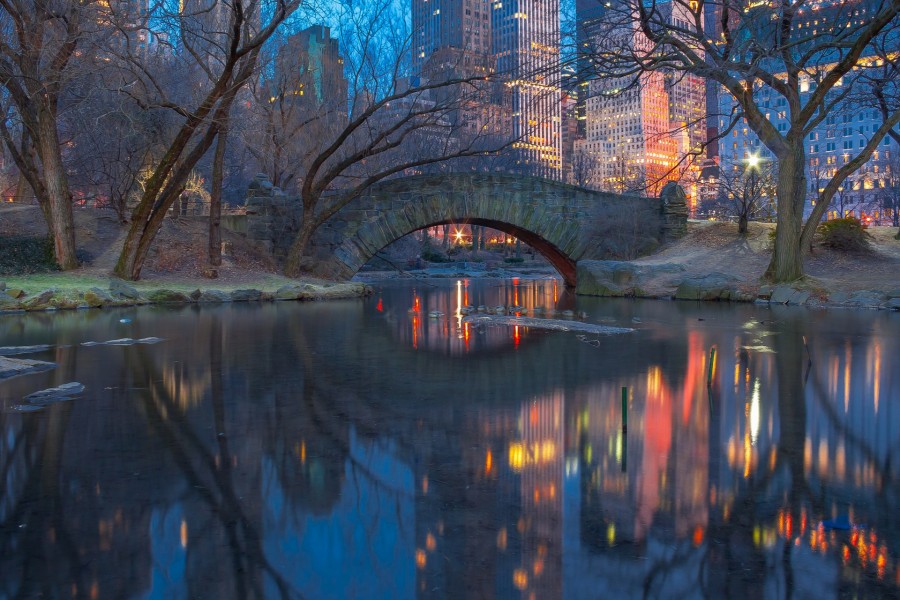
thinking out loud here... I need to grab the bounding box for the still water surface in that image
[0,278,898,599]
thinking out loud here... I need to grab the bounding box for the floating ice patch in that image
[0,356,56,380]
[741,345,776,353]
[0,345,55,356]
[8,404,44,413]
[81,337,163,347]
[462,315,634,335]
[24,382,85,404]
[5,382,86,412]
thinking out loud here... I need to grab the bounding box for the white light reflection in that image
[750,378,761,445]
[455,280,463,333]
[565,456,579,479]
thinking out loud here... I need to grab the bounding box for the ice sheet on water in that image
[0,345,56,356]
[23,382,85,404]
[80,337,164,347]
[5,382,86,413]
[462,315,634,335]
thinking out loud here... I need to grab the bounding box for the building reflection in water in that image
[0,284,897,599]
[388,278,565,354]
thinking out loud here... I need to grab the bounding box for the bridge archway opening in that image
[360,219,576,286]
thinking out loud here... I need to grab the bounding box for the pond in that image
[1,278,898,599]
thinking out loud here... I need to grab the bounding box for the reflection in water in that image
[0,280,898,599]
[390,278,564,354]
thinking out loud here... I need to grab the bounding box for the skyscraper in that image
[275,26,348,120]
[576,1,705,202]
[491,0,562,179]
[412,0,493,75]
[573,0,608,139]
[412,0,562,179]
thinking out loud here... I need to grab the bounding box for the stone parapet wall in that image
[243,173,302,261]
[238,172,687,286]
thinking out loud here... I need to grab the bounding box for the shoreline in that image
[3,266,899,314]
[0,276,373,314]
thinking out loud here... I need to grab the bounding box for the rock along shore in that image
[576,260,900,311]
[0,278,372,314]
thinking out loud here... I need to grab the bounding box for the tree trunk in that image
[284,217,318,278]
[764,148,807,282]
[738,213,748,235]
[15,172,31,204]
[209,127,228,268]
[36,109,78,270]
[442,224,450,249]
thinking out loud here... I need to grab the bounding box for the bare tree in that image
[65,69,173,221]
[882,145,900,236]
[104,0,301,280]
[570,143,600,188]
[715,157,776,234]
[0,0,104,268]
[866,39,900,236]
[239,23,351,193]
[586,0,900,282]
[269,0,515,277]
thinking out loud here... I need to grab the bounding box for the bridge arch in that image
[242,173,686,287]
[307,174,674,287]
[333,212,581,286]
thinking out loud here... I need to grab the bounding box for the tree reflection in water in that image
[0,281,897,599]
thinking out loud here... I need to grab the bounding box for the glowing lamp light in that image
[747,153,761,169]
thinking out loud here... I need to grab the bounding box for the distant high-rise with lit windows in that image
[411,0,562,179]
[576,1,705,203]
[275,26,348,119]
[713,0,899,224]
[491,0,562,179]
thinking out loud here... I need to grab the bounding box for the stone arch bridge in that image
[239,173,687,287]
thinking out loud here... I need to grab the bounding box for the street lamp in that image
[739,152,764,233]
[746,152,761,170]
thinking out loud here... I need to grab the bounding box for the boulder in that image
[825,290,885,308]
[230,288,262,302]
[20,289,57,311]
[576,261,631,297]
[674,273,740,301]
[274,285,297,300]
[846,290,885,309]
[83,287,115,308]
[198,289,231,303]
[189,289,203,301]
[109,279,142,300]
[50,293,81,310]
[146,289,191,303]
[0,292,20,309]
[769,285,795,304]
[577,260,685,298]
